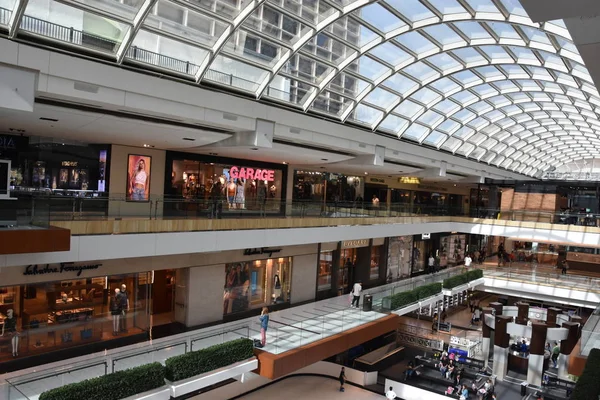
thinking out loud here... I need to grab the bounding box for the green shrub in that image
[443,269,483,289]
[383,283,442,310]
[415,283,442,300]
[39,362,165,400]
[571,348,600,400]
[165,338,254,382]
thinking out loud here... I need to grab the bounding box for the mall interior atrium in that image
[1,0,600,399]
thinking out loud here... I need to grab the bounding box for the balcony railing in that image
[0,7,266,93]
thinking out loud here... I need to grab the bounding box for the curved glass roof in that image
[0,0,597,176]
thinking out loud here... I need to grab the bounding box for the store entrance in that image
[151,270,175,326]
[338,248,357,295]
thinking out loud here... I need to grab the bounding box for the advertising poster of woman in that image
[126,154,151,201]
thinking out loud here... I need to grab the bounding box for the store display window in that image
[292,171,364,203]
[318,251,333,291]
[7,136,109,195]
[223,257,292,315]
[0,273,150,364]
[370,246,381,280]
[168,155,285,215]
[412,241,426,273]
[387,236,413,282]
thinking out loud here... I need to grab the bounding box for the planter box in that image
[442,277,485,296]
[168,357,258,398]
[392,293,444,316]
[121,386,170,400]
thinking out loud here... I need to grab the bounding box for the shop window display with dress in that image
[223,258,292,316]
[0,273,150,363]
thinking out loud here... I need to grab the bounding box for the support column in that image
[285,166,294,217]
[493,315,512,381]
[482,307,493,368]
[527,322,548,386]
[516,302,529,325]
[558,322,580,379]
[489,302,503,316]
[546,307,561,327]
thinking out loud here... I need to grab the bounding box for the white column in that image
[482,337,491,368]
[185,264,226,326]
[558,353,570,379]
[492,345,509,381]
[527,354,544,386]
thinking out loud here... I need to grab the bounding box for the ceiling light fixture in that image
[209,152,218,156]
[282,161,288,164]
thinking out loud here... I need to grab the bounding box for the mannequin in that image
[1,309,19,357]
[120,284,130,333]
[110,288,122,335]
[235,179,245,209]
[227,179,237,209]
[273,274,282,302]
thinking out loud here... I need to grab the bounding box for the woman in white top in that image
[129,158,148,201]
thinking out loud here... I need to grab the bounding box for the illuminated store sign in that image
[342,239,370,248]
[399,177,420,184]
[230,166,275,181]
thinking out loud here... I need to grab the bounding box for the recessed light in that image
[364,172,368,175]
[282,161,288,164]
[251,147,259,150]
[182,137,196,141]
[321,158,328,161]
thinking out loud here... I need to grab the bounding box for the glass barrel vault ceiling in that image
[1,0,599,176]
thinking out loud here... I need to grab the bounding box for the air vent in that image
[182,137,196,141]
[73,82,99,93]
[223,113,238,121]
[40,117,59,122]
[290,127,301,134]
[358,143,367,148]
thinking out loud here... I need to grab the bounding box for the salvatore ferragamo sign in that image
[23,263,102,277]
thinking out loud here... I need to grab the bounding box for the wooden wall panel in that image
[0,226,70,255]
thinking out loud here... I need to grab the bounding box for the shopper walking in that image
[561,259,569,275]
[464,254,472,270]
[259,307,269,347]
[351,281,362,308]
[428,254,435,274]
[385,386,397,399]
[339,366,346,392]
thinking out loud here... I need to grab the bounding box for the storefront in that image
[0,264,151,366]
[0,244,320,370]
[292,171,364,205]
[387,236,413,282]
[165,152,287,216]
[440,234,467,266]
[4,135,110,195]
[223,256,292,316]
[317,239,387,300]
